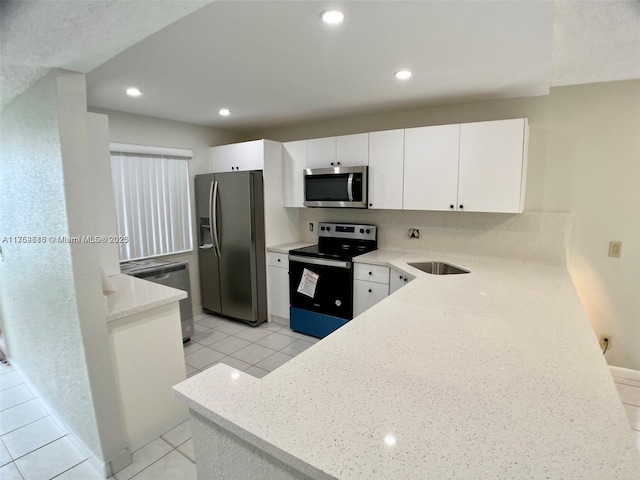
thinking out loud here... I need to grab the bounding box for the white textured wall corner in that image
[0,69,128,473]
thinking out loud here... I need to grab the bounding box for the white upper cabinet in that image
[458,118,528,213]
[336,133,369,167]
[307,137,336,168]
[368,129,404,209]
[279,118,528,213]
[307,134,369,169]
[403,124,460,211]
[210,140,265,172]
[282,140,307,208]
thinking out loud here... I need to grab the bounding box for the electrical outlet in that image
[608,241,622,257]
[599,334,611,350]
[309,223,314,232]
[408,228,420,239]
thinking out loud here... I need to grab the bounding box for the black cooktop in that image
[290,243,376,262]
[289,222,378,262]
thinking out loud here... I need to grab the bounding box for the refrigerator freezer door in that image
[217,171,260,322]
[195,173,222,314]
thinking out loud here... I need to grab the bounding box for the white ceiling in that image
[0,0,211,109]
[3,1,639,131]
[84,0,555,130]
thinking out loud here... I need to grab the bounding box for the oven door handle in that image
[288,255,352,269]
[347,173,354,202]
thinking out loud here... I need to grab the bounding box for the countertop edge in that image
[267,241,315,254]
[105,274,187,322]
[173,365,335,480]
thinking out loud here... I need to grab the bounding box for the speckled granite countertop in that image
[105,274,187,322]
[173,251,640,478]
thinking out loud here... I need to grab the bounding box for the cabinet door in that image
[368,129,404,209]
[389,269,413,294]
[336,133,368,167]
[282,140,307,207]
[458,119,526,213]
[353,280,389,317]
[210,140,264,172]
[389,269,406,294]
[403,125,460,211]
[307,137,336,168]
[267,265,290,320]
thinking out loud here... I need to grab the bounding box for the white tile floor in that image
[1,316,638,479]
[0,315,317,479]
[184,314,318,379]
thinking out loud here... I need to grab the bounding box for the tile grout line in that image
[123,445,181,480]
[173,443,194,465]
[47,457,88,480]
[5,430,72,463]
[0,410,53,437]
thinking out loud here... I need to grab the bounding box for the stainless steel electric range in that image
[288,222,377,338]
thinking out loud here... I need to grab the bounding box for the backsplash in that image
[299,210,572,266]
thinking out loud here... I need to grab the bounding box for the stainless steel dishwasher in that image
[120,260,194,342]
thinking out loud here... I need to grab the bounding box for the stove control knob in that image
[360,228,364,233]
[320,226,325,231]
[326,226,331,231]
[335,299,342,307]
[366,229,371,234]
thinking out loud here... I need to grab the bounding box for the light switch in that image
[608,241,622,257]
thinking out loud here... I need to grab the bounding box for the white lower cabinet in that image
[390,268,413,294]
[353,263,390,317]
[267,252,289,320]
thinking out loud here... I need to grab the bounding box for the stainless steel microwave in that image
[303,166,368,208]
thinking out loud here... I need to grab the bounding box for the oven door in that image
[288,255,353,320]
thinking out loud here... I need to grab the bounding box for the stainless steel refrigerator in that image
[195,171,267,326]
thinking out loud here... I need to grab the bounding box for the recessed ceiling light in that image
[126,87,142,97]
[219,108,230,116]
[395,70,412,80]
[384,434,397,446]
[321,9,344,25]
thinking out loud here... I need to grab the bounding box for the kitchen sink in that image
[408,262,470,275]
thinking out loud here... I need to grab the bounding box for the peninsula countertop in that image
[266,241,316,254]
[105,273,187,322]
[173,251,640,478]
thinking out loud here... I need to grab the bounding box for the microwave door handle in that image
[347,173,354,202]
[212,180,221,257]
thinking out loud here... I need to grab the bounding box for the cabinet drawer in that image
[354,263,389,284]
[268,252,289,268]
[353,280,390,317]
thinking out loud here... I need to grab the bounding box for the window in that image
[110,145,193,261]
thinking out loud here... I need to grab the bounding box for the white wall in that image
[244,80,640,371]
[87,112,120,276]
[90,108,243,314]
[0,70,128,472]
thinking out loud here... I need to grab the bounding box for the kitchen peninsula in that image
[106,274,189,451]
[173,254,640,479]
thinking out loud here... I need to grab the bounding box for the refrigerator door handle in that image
[212,180,221,257]
[200,182,215,250]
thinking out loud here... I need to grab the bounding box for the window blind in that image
[111,151,193,261]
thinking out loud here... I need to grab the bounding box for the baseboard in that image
[609,365,640,381]
[269,315,288,327]
[8,358,131,478]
